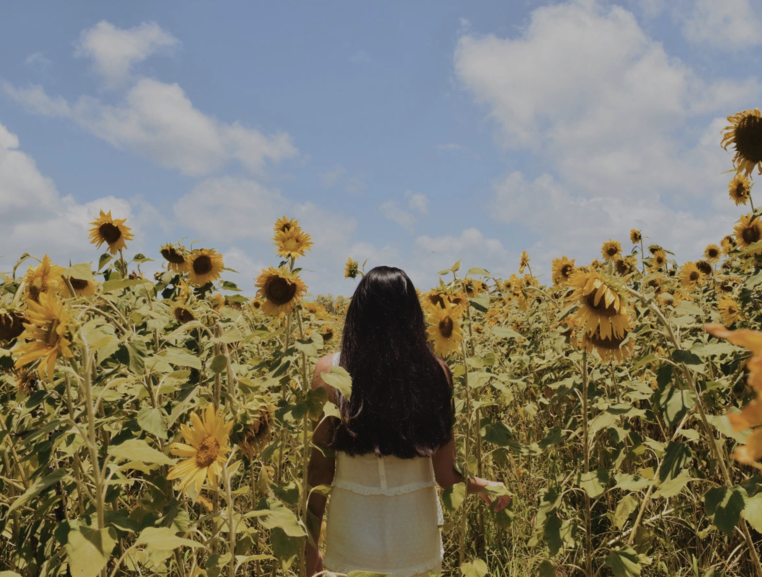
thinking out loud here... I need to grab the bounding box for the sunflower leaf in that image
[320,366,352,400]
[107,439,174,466]
[65,522,118,577]
[64,263,94,282]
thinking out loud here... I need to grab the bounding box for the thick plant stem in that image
[459,340,472,567]
[275,312,293,486]
[296,310,311,577]
[581,351,593,577]
[224,464,236,577]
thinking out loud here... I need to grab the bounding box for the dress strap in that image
[332,352,340,366]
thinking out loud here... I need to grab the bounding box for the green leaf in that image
[158,347,203,370]
[306,387,328,420]
[544,512,563,556]
[460,559,488,577]
[66,522,117,577]
[64,263,94,282]
[108,439,174,466]
[270,526,302,571]
[320,366,352,400]
[8,468,67,514]
[490,326,523,340]
[743,493,762,533]
[657,385,695,428]
[483,422,513,447]
[467,267,490,277]
[210,354,227,374]
[653,469,692,499]
[538,560,556,577]
[137,407,168,439]
[135,527,202,551]
[614,495,639,530]
[659,442,692,483]
[578,467,609,498]
[708,413,751,445]
[256,497,306,537]
[442,482,467,512]
[605,547,642,577]
[705,486,747,536]
[671,349,703,366]
[102,278,153,293]
[675,301,703,317]
[615,473,652,492]
[469,295,490,312]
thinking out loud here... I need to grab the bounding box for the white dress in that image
[323,353,445,577]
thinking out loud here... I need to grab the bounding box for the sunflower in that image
[422,290,467,316]
[649,249,667,271]
[721,235,737,256]
[0,312,26,341]
[567,271,630,340]
[695,260,713,276]
[648,245,662,255]
[734,214,762,254]
[719,276,740,293]
[273,216,300,234]
[345,258,360,279]
[551,256,575,285]
[722,108,762,176]
[63,276,98,298]
[584,329,634,364]
[160,243,190,273]
[426,300,464,357]
[187,249,225,286]
[167,404,234,495]
[209,294,225,311]
[719,297,742,326]
[173,304,195,325]
[237,405,273,461]
[463,279,486,298]
[273,227,313,260]
[250,298,263,312]
[23,255,63,303]
[630,230,642,244]
[704,244,721,263]
[728,174,752,206]
[176,279,191,305]
[320,324,335,342]
[13,291,74,381]
[615,256,637,277]
[601,240,622,262]
[255,267,307,316]
[88,210,134,255]
[680,262,704,290]
[519,251,530,274]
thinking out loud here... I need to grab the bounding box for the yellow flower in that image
[167,404,234,495]
[722,108,762,176]
[463,279,487,298]
[680,262,704,291]
[719,297,742,326]
[250,298,263,312]
[728,174,752,205]
[630,229,642,244]
[647,245,662,255]
[735,214,762,253]
[519,251,530,274]
[176,279,191,305]
[695,260,713,276]
[209,293,225,311]
[567,271,630,340]
[187,249,225,286]
[426,300,464,357]
[320,324,335,342]
[88,210,134,255]
[421,290,467,316]
[721,235,737,256]
[160,243,190,273]
[650,249,667,271]
[601,240,622,262]
[704,244,721,263]
[274,216,300,233]
[13,292,74,381]
[584,329,634,364]
[173,303,195,325]
[615,256,637,277]
[273,226,313,259]
[344,258,360,279]
[255,267,307,316]
[0,312,26,342]
[23,255,64,303]
[63,276,98,297]
[552,256,576,285]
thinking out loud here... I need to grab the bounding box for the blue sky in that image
[1,0,761,296]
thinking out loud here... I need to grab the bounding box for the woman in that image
[305,266,510,576]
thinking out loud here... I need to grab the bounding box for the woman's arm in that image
[305,354,338,575]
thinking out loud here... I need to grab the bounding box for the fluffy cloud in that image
[454,0,758,268]
[380,201,416,231]
[681,0,762,50]
[75,21,179,89]
[4,79,298,176]
[405,191,429,215]
[320,165,346,187]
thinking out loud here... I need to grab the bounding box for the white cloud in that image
[75,21,179,89]
[24,52,50,66]
[380,201,416,231]
[681,0,762,50]
[350,50,371,64]
[405,191,429,215]
[436,142,462,151]
[4,79,298,177]
[344,176,365,193]
[454,0,758,267]
[320,165,346,186]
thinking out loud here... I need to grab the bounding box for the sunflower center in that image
[174,308,194,324]
[70,278,89,290]
[267,277,297,305]
[322,328,334,341]
[708,249,719,258]
[734,114,762,164]
[438,316,454,338]
[584,292,619,317]
[743,225,761,244]
[99,223,122,244]
[607,247,618,257]
[162,248,186,264]
[561,265,573,278]
[736,183,748,198]
[589,331,627,350]
[284,238,300,251]
[195,436,220,468]
[193,255,213,276]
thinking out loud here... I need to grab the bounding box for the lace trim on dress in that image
[322,553,442,577]
[331,478,437,496]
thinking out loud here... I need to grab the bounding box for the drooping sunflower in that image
[273,216,300,234]
[722,108,762,176]
[584,329,634,364]
[236,404,273,461]
[728,174,752,206]
[160,243,190,273]
[735,213,762,253]
[519,251,530,274]
[88,210,134,255]
[463,278,487,298]
[719,276,740,293]
[255,266,307,316]
[426,300,464,357]
[13,291,74,381]
[176,279,191,305]
[64,276,98,297]
[344,258,360,279]
[630,230,642,244]
[695,260,713,276]
[719,297,742,326]
[320,323,335,343]
[615,256,637,277]
[721,235,737,256]
[173,303,195,325]
[23,255,63,303]
[704,244,721,263]
[551,256,575,285]
[167,404,234,495]
[273,226,313,259]
[680,262,704,290]
[567,271,630,340]
[0,312,26,342]
[187,249,225,286]
[647,245,662,255]
[601,240,622,262]
[422,290,467,316]
[209,293,225,311]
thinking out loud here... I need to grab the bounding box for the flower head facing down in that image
[23,255,63,303]
[160,243,190,273]
[722,108,762,176]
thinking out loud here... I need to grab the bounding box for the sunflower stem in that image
[295,309,312,577]
[458,339,472,568]
[580,350,593,577]
[224,463,236,577]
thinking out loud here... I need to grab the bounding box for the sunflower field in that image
[3,110,762,577]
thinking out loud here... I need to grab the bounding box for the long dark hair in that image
[328,266,454,459]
